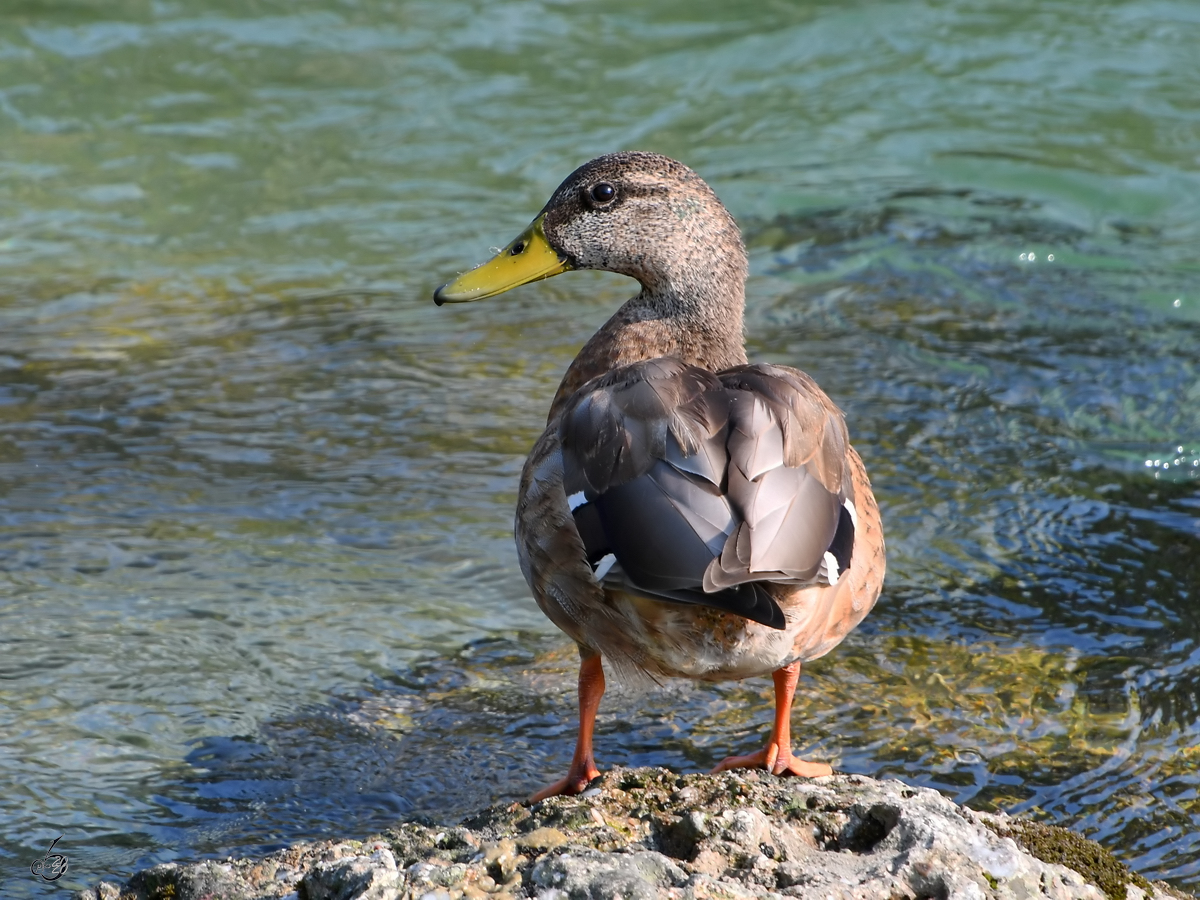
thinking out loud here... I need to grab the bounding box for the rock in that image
[530,849,687,899]
[302,846,401,900]
[72,768,1192,900]
[75,884,122,900]
[483,838,525,884]
[123,860,244,900]
[516,827,569,853]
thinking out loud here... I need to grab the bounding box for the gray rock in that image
[530,849,687,899]
[302,846,402,900]
[72,768,1192,900]
[74,884,122,900]
[127,860,244,900]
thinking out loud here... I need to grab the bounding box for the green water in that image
[1,0,1198,894]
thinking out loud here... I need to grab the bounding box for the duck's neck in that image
[547,264,749,423]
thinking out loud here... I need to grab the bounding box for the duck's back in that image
[515,356,885,681]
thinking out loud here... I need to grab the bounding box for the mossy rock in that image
[982,815,1153,900]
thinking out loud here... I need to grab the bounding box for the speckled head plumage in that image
[435,152,748,325]
[539,152,748,308]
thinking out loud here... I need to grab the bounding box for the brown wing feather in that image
[514,432,604,643]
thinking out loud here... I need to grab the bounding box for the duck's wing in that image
[559,359,857,631]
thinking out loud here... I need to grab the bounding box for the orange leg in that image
[712,661,832,778]
[530,652,606,801]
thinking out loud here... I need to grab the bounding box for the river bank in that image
[74,767,1190,900]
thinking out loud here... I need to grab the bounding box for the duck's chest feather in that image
[514,358,885,682]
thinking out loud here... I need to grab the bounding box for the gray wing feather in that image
[727,394,785,481]
[661,415,727,484]
[559,359,853,630]
[560,358,724,495]
[719,364,850,494]
[596,461,734,591]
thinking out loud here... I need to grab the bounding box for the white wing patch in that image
[820,550,840,585]
[593,553,617,581]
[844,498,858,528]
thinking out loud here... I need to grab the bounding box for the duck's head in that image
[434,152,747,309]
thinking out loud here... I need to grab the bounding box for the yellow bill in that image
[434,214,571,305]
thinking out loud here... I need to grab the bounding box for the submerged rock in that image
[75,767,1190,900]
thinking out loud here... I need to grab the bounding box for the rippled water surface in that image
[2,0,1198,894]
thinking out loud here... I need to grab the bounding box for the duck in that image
[434,152,885,801]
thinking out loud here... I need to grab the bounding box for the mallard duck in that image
[435,152,885,800]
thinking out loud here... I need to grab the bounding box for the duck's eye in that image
[509,241,526,255]
[590,183,615,203]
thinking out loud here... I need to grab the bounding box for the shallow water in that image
[1,0,1198,894]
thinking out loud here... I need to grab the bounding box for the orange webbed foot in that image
[530,652,606,802]
[529,760,600,802]
[712,741,832,778]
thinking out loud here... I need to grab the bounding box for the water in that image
[1,0,1197,894]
